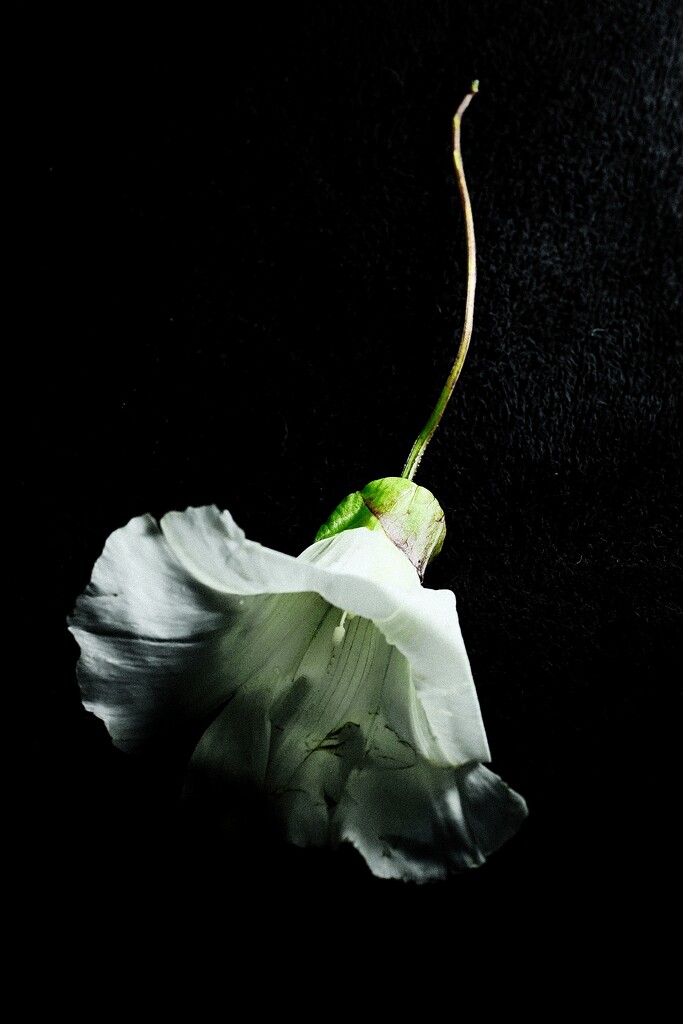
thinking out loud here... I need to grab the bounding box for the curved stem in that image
[401,81,479,482]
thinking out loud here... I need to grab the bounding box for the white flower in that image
[69,504,526,882]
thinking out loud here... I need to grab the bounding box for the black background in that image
[23,0,681,979]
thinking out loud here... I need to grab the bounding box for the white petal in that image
[69,513,227,749]
[374,588,490,766]
[187,608,396,845]
[163,507,489,765]
[186,610,526,881]
[71,506,525,879]
[69,511,323,750]
[334,761,528,882]
[72,507,486,764]
[300,532,490,765]
[72,507,491,765]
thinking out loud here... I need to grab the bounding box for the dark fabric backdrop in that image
[23,0,680,983]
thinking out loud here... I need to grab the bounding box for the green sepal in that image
[315,477,446,579]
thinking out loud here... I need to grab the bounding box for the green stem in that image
[401,80,479,482]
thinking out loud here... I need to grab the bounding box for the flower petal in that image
[334,760,528,882]
[159,504,419,599]
[298,531,491,766]
[164,506,489,764]
[71,507,490,766]
[69,512,324,750]
[185,609,526,881]
[186,608,398,845]
[70,505,526,879]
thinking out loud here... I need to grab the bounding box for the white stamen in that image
[332,609,349,645]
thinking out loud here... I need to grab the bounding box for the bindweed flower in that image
[68,84,528,881]
[69,484,527,882]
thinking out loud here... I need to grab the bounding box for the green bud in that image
[315,477,446,579]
